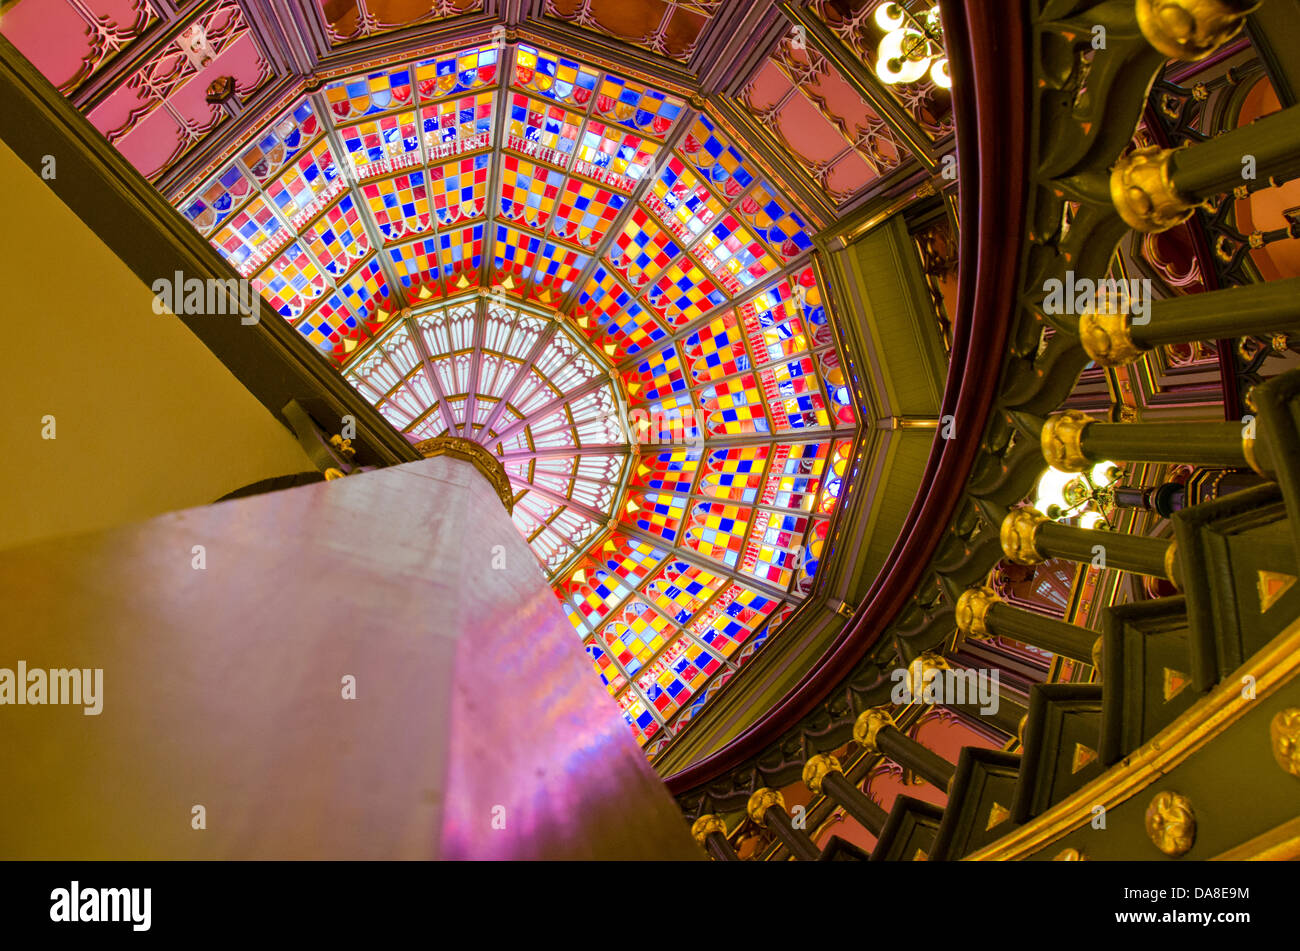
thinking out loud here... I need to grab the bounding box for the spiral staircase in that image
[673,0,1300,862]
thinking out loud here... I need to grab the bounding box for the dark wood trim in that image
[0,36,421,470]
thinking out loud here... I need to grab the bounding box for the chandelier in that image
[1033,462,1124,530]
[873,2,950,89]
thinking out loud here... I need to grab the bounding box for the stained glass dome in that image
[160,39,862,750]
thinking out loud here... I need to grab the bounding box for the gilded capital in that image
[1164,540,1182,588]
[414,435,515,514]
[955,586,999,639]
[1243,430,1271,480]
[1000,508,1048,565]
[690,814,727,845]
[1041,410,1096,472]
[1145,790,1196,856]
[1078,310,1146,366]
[907,651,951,699]
[1269,708,1300,778]
[1110,145,1196,234]
[853,707,896,752]
[1136,0,1261,62]
[802,754,843,795]
[746,787,785,824]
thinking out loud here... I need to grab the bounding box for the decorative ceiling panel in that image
[1,0,159,94]
[542,0,724,63]
[315,0,487,46]
[739,25,911,205]
[807,0,954,140]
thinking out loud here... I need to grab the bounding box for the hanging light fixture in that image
[874,3,950,89]
[1033,461,1124,530]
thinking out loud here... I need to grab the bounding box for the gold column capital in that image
[853,707,896,752]
[1001,508,1049,565]
[746,788,785,824]
[907,651,952,700]
[1270,708,1300,777]
[955,586,1000,639]
[802,754,843,795]
[1145,790,1196,856]
[1243,430,1272,480]
[1136,0,1261,62]
[1041,410,1097,472]
[414,435,514,514]
[1078,309,1146,366]
[690,814,728,845]
[1110,145,1196,233]
[1164,539,1183,589]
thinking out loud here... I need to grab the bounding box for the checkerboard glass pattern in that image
[169,41,854,751]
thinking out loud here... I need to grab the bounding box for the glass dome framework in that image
[171,38,864,750]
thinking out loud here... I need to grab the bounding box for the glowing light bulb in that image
[1079,510,1107,530]
[930,57,951,88]
[1090,460,1121,486]
[874,2,906,31]
[1034,467,1074,514]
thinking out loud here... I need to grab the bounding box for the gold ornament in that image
[690,814,727,845]
[1269,708,1300,778]
[1110,145,1196,234]
[1164,540,1182,588]
[1078,310,1146,366]
[746,787,785,825]
[1145,790,1196,856]
[802,754,843,795]
[414,435,515,514]
[853,707,896,752]
[1000,508,1048,565]
[1041,410,1096,472]
[1053,847,1086,860]
[907,652,952,700]
[955,586,999,639]
[329,434,356,460]
[1136,0,1261,62]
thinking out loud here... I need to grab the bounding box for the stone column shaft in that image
[987,602,1097,665]
[1143,277,1300,348]
[1038,520,1171,577]
[876,725,958,791]
[1077,420,1249,470]
[1002,508,1177,580]
[821,771,889,836]
[764,807,823,861]
[1170,104,1300,199]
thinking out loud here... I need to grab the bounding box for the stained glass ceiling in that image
[11,21,864,752]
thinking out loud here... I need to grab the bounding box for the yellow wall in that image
[0,138,316,551]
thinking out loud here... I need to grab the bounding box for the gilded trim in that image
[966,612,1300,860]
[1210,815,1300,861]
[414,435,515,513]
